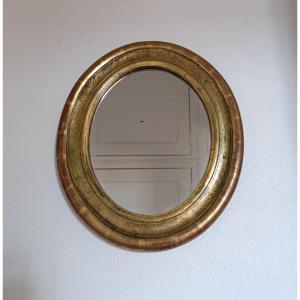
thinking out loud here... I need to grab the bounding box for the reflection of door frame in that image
[90,87,211,189]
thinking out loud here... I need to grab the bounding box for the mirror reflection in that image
[90,70,211,215]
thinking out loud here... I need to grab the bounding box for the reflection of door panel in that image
[95,169,192,215]
[91,88,211,192]
[90,71,191,156]
[90,70,211,211]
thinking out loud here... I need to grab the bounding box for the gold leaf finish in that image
[57,41,243,251]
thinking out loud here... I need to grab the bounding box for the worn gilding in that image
[57,41,243,251]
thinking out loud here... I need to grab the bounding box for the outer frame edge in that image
[56,41,244,251]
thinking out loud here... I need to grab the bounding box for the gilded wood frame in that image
[57,41,243,251]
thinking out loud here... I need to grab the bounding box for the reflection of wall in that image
[4,0,296,300]
[90,71,210,214]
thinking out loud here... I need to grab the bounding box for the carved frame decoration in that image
[57,41,243,251]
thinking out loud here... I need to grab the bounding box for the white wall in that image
[4,0,296,299]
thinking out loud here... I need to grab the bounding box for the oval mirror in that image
[90,69,211,215]
[57,42,243,250]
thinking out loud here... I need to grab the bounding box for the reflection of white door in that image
[90,71,191,156]
[95,169,192,215]
[90,70,211,214]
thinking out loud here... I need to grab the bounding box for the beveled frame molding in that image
[57,41,243,251]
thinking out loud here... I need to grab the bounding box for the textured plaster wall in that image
[4,0,296,299]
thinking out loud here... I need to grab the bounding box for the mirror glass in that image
[90,69,211,215]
